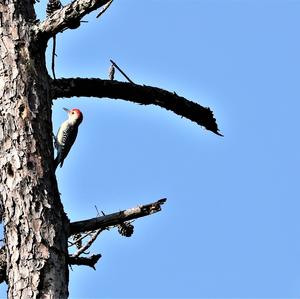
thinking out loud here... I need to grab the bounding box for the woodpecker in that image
[54,107,83,170]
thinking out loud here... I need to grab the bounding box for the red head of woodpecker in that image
[54,107,83,170]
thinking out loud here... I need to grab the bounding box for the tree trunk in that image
[0,1,69,298]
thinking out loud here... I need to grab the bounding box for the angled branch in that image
[68,232,91,248]
[69,254,102,269]
[72,229,103,258]
[70,198,167,235]
[35,0,112,39]
[51,78,223,136]
[110,59,134,83]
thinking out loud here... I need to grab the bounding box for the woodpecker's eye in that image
[72,112,74,114]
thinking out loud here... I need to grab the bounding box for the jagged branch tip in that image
[69,198,167,235]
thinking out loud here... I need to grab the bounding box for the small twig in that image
[94,206,110,230]
[72,229,103,258]
[68,231,92,247]
[96,0,113,18]
[51,35,57,79]
[94,205,100,216]
[110,59,135,84]
[47,0,62,79]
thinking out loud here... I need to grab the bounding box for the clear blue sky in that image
[2,0,300,298]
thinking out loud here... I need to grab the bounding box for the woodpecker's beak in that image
[63,107,70,113]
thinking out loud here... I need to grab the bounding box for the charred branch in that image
[0,251,102,281]
[70,198,167,235]
[36,0,112,39]
[51,78,223,136]
[68,254,102,269]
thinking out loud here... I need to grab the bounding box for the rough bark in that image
[0,1,69,298]
[0,249,102,282]
[0,198,167,283]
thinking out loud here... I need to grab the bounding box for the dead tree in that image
[0,0,222,298]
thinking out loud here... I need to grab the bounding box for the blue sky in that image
[2,0,300,298]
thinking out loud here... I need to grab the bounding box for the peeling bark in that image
[0,1,69,298]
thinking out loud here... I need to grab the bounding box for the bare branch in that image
[110,59,135,83]
[0,249,102,277]
[72,229,103,258]
[69,254,102,269]
[70,198,167,235]
[68,232,92,248]
[51,78,223,136]
[35,0,112,39]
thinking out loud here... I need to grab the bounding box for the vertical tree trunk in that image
[0,1,69,297]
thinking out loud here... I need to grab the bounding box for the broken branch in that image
[51,78,222,135]
[69,254,102,269]
[70,198,167,235]
[0,250,102,281]
[36,0,112,39]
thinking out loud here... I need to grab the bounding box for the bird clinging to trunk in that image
[54,108,83,170]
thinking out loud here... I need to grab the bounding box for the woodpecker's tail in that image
[53,156,59,171]
[53,154,65,171]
